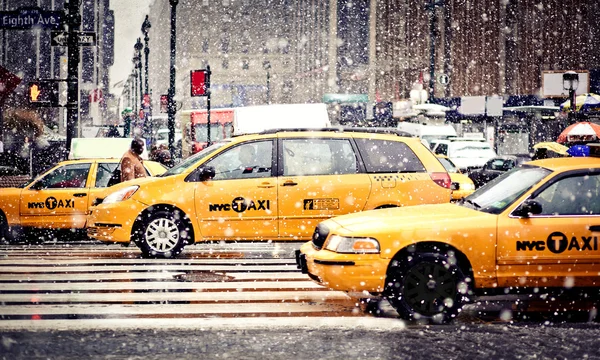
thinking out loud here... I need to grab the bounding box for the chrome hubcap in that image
[145,218,179,252]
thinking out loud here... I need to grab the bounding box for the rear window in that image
[356,138,426,173]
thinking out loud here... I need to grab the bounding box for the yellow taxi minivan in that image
[297,144,600,322]
[87,129,452,258]
[0,139,166,243]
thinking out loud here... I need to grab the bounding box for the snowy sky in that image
[109,0,153,94]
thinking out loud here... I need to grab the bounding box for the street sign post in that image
[0,7,62,30]
[51,31,96,47]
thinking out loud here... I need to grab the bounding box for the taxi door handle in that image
[282,180,298,187]
[589,225,600,232]
[258,182,274,188]
[73,193,87,197]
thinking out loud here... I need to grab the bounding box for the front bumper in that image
[296,241,388,295]
[87,200,147,243]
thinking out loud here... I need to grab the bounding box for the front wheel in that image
[384,252,471,323]
[135,210,189,258]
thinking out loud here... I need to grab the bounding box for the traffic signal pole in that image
[66,0,81,152]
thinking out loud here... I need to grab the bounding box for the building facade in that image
[0,0,114,133]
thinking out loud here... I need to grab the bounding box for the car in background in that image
[155,128,183,148]
[468,155,531,188]
[296,145,600,322]
[436,155,475,200]
[0,139,167,243]
[88,128,452,258]
[432,137,497,173]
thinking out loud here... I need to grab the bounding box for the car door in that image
[497,170,600,288]
[193,139,278,240]
[277,136,371,240]
[20,162,92,229]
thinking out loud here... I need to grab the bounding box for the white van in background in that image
[432,137,497,173]
[397,122,457,148]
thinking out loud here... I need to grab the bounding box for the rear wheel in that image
[135,210,189,258]
[384,252,470,323]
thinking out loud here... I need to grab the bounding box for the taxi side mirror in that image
[188,166,216,182]
[513,199,542,218]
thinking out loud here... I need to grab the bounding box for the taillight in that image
[430,172,451,189]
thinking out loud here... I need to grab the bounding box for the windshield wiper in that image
[459,198,481,209]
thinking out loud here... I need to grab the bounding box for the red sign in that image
[139,109,145,119]
[89,88,103,103]
[160,94,168,113]
[190,69,210,97]
[143,94,151,108]
[0,65,21,102]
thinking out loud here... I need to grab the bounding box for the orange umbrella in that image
[556,121,600,144]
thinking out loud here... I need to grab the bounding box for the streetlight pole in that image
[142,16,152,143]
[167,0,178,157]
[135,38,143,111]
[66,0,82,152]
[425,0,442,103]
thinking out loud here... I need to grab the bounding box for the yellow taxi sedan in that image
[297,145,600,322]
[436,155,475,200]
[0,158,166,243]
[87,129,452,258]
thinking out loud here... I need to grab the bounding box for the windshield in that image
[437,157,459,173]
[159,141,227,177]
[450,143,496,158]
[461,165,552,214]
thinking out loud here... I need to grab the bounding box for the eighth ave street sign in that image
[51,31,97,47]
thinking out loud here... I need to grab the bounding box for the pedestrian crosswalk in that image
[0,241,403,330]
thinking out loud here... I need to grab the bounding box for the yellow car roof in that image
[526,156,600,171]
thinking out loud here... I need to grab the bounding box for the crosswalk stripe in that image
[0,258,296,265]
[0,302,358,316]
[0,280,324,292]
[0,264,298,273]
[0,290,351,304]
[0,271,307,282]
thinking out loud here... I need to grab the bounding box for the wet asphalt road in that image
[1,240,600,359]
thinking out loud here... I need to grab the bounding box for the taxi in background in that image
[0,138,166,242]
[297,144,600,322]
[87,128,452,258]
[436,155,475,200]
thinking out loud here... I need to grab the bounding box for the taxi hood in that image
[326,203,488,235]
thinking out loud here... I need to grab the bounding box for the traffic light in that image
[28,80,59,106]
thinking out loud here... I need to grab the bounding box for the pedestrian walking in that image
[120,138,147,182]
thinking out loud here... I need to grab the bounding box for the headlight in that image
[462,183,475,191]
[324,235,380,254]
[102,185,139,204]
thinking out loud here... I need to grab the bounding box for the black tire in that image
[384,252,470,323]
[134,209,189,258]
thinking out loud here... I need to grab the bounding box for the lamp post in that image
[264,62,271,104]
[141,16,152,143]
[135,38,144,111]
[425,0,443,103]
[167,0,179,157]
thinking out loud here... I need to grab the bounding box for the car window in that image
[282,138,356,176]
[435,143,448,156]
[95,163,119,188]
[205,140,273,180]
[489,159,506,171]
[356,138,426,173]
[534,174,600,216]
[438,157,458,173]
[35,163,91,189]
